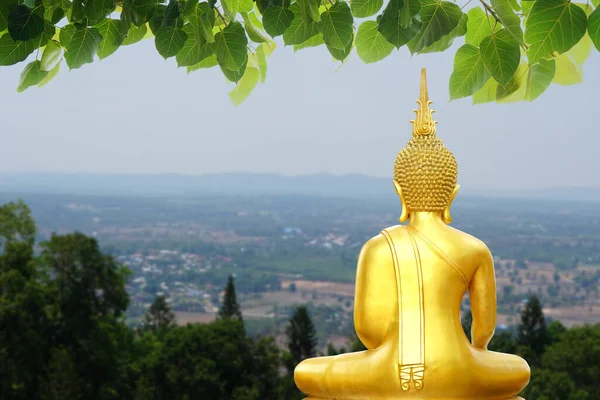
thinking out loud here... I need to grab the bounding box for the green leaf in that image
[525,0,588,64]
[524,58,555,101]
[593,0,600,7]
[355,20,394,63]
[64,26,102,69]
[83,0,114,26]
[8,5,45,41]
[59,24,76,46]
[297,0,321,22]
[378,0,422,48]
[249,12,264,31]
[176,24,213,66]
[491,0,524,44]
[189,3,215,43]
[214,21,248,71]
[244,15,267,43]
[319,1,353,50]
[351,0,383,18]
[184,0,200,16]
[0,34,35,66]
[480,28,520,86]
[223,0,254,19]
[407,0,463,54]
[327,32,353,61]
[263,6,295,37]
[96,18,123,60]
[187,53,217,72]
[128,0,156,26]
[17,60,48,92]
[400,0,421,28]
[122,24,147,45]
[589,7,600,51]
[419,11,466,53]
[221,57,248,82]
[496,62,527,103]
[70,0,85,22]
[283,4,319,45]
[149,4,167,35]
[256,43,267,82]
[38,58,61,88]
[449,44,490,100]
[472,77,498,104]
[40,39,62,70]
[293,33,324,51]
[552,53,582,85]
[155,26,187,59]
[163,0,182,26]
[465,7,498,47]
[229,67,259,106]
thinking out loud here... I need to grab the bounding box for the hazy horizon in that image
[1,37,599,191]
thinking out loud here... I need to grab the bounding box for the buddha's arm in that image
[354,235,395,350]
[469,247,497,350]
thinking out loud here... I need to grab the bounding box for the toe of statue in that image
[294,356,337,399]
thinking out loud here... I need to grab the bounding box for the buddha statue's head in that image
[393,68,459,224]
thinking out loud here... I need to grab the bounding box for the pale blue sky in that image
[0,38,598,190]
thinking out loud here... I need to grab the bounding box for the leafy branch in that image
[0,0,598,105]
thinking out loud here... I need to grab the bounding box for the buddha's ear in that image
[443,184,460,224]
[394,181,409,223]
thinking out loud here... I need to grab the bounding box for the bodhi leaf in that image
[64,26,102,69]
[189,3,216,43]
[319,1,353,50]
[480,28,520,86]
[419,12,467,54]
[17,60,48,92]
[83,0,114,26]
[589,7,600,51]
[8,5,45,41]
[496,62,527,102]
[293,33,324,51]
[525,58,555,101]
[229,66,259,106]
[187,53,218,72]
[472,77,498,104]
[263,6,295,37]
[155,26,187,59]
[378,0,422,49]
[552,53,582,85]
[214,21,248,71]
[0,35,35,66]
[38,59,61,88]
[283,4,319,45]
[122,24,147,45]
[400,0,421,28]
[221,57,248,82]
[407,0,463,54]
[256,43,267,82]
[525,0,587,64]
[491,0,524,44]
[327,32,353,61]
[449,44,490,100]
[465,7,498,47]
[356,20,394,63]
[297,0,321,22]
[222,0,254,19]
[351,0,383,18]
[176,24,213,67]
[96,19,124,60]
[40,39,62,71]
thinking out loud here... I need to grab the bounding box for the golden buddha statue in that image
[294,68,531,400]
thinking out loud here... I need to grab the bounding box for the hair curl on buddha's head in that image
[394,135,458,212]
[394,67,458,212]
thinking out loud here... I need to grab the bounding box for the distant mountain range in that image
[0,172,599,202]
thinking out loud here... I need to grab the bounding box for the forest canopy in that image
[0,0,598,105]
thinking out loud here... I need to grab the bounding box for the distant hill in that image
[0,172,599,201]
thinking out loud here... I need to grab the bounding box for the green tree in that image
[219,274,243,321]
[518,295,549,364]
[0,0,598,104]
[143,295,176,332]
[286,305,318,365]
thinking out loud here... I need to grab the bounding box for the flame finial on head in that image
[410,67,437,137]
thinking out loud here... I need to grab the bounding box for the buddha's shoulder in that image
[446,225,491,254]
